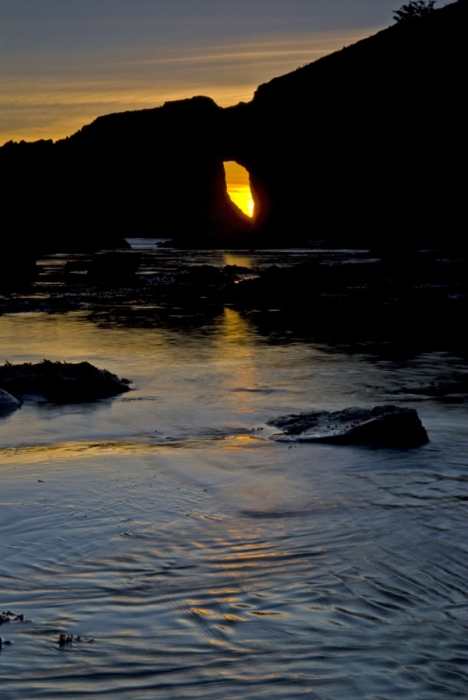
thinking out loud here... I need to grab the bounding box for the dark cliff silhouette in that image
[1,0,465,258]
[1,96,253,259]
[236,0,465,251]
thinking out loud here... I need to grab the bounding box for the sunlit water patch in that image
[1,307,468,699]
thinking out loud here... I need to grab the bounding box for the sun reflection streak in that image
[223,253,252,268]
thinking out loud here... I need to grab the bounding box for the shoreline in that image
[1,246,467,352]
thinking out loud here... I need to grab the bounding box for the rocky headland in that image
[0,0,465,261]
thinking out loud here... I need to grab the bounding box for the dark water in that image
[1,248,467,699]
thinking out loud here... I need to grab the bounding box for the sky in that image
[0,1,401,145]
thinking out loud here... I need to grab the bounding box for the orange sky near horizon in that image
[0,30,374,145]
[228,186,255,218]
[224,161,254,218]
[0,0,403,146]
[0,1,398,225]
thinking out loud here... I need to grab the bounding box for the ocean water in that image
[1,249,467,699]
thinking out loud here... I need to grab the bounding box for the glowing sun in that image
[224,161,254,218]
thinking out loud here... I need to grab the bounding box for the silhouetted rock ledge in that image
[0,388,21,415]
[269,405,429,447]
[0,360,131,403]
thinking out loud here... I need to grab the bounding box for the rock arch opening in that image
[223,161,254,218]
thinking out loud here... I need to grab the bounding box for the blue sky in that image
[1,1,402,143]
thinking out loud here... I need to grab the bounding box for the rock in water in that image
[0,388,21,415]
[0,360,131,403]
[268,405,429,447]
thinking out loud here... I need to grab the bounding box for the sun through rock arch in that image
[223,161,254,218]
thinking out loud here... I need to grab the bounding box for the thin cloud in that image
[0,30,371,144]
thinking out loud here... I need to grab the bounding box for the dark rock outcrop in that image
[236,0,465,250]
[269,405,429,447]
[87,252,141,283]
[179,264,224,285]
[0,97,252,255]
[0,245,38,291]
[0,388,21,415]
[0,360,131,403]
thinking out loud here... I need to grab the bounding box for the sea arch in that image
[223,160,255,219]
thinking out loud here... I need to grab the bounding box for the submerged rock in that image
[269,405,429,447]
[180,265,224,285]
[0,388,21,415]
[87,252,141,283]
[0,360,131,403]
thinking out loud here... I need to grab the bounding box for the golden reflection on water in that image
[215,308,259,418]
[0,308,265,460]
[223,253,252,268]
[224,161,254,218]
[0,307,257,368]
[216,307,253,352]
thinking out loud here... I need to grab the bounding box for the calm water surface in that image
[1,251,467,698]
